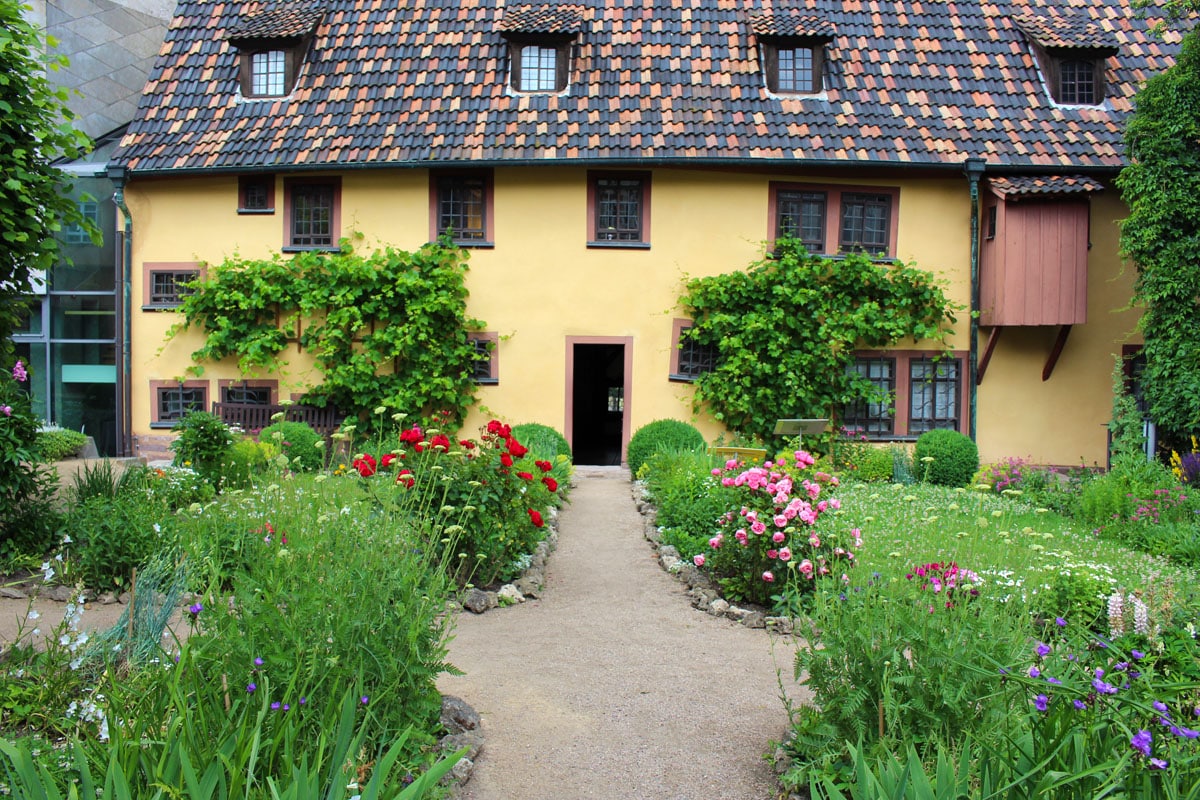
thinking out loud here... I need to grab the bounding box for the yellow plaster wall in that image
[126,167,1129,466]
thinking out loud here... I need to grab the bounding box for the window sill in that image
[474,378,499,386]
[668,374,701,383]
[149,421,181,430]
[142,304,183,312]
[587,241,651,250]
[237,208,275,215]
[282,245,339,253]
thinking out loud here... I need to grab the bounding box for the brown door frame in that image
[564,335,633,464]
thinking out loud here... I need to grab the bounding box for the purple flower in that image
[1055,616,1067,627]
[247,683,257,693]
[270,701,280,710]
[187,602,203,617]
[11,361,27,382]
[360,695,369,705]
[1046,677,1062,686]
[1154,701,1170,715]
[1092,677,1118,695]
[1150,758,1168,770]
[1073,699,1087,710]
[1174,726,1200,740]
[1131,730,1153,757]
[1034,694,1049,712]
[1,405,11,417]
[1131,649,1145,660]
[299,697,307,706]
[1029,667,1041,678]
[1036,642,1051,658]
[282,703,290,711]
[254,657,264,667]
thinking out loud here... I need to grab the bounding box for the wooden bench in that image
[212,402,346,439]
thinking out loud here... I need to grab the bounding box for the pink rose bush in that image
[701,450,860,606]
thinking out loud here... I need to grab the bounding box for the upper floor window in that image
[433,172,492,245]
[251,50,285,95]
[764,44,823,94]
[499,6,582,94]
[284,178,340,250]
[142,262,202,310]
[226,7,322,100]
[238,174,275,214]
[589,173,650,247]
[771,183,899,258]
[1058,59,1098,105]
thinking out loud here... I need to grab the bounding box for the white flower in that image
[27,609,39,620]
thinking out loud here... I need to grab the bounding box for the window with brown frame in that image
[142,262,202,310]
[763,42,824,94]
[770,183,899,258]
[469,333,499,384]
[238,174,275,214]
[218,379,277,405]
[508,38,572,93]
[283,178,340,250]
[432,172,493,245]
[842,352,966,438]
[236,44,303,98]
[588,173,650,247]
[669,319,718,381]
[151,381,208,427]
[1058,59,1099,105]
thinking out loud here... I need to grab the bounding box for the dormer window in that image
[225,6,324,100]
[749,13,835,97]
[250,49,286,96]
[499,5,584,94]
[1014,11,1118,107]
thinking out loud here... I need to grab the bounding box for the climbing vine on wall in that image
[170,237,487,429]
[679,238,960,441]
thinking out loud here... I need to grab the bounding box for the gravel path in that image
[438,466,808,800]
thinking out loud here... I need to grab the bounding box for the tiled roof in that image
[225,4,326,40]
[989,174,1106,197]
[1014,9,1121,50]
[747,12,836,40]
[115,0,1188,174]
[499,5,585,35]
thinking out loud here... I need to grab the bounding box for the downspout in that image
[963,157,986,443]
[107,164,133,457]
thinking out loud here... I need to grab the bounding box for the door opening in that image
[570,342,626,465]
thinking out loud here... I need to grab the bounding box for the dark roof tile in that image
[989,174,1106,197]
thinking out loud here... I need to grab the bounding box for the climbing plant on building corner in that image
[169,237,487,429]
[679,237,959,441]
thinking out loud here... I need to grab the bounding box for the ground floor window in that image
[841,351,966,438]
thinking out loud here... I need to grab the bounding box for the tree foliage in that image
[680,239,959,441]
[1117,27,1200,441]
[171,238,488,429]
[0,1,93,358]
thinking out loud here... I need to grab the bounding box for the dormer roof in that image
[1014,8,1121,52]
[989,174,1106,199]
[499,5,585,36]
[747,12,836,41]
[225,3,325,42]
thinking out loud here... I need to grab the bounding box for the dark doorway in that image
[571,343,625,465]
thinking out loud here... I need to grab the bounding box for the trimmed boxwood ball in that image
[511,423,572,460]
[258,420,324,471]
[626,419,706,475]
[913,429,979,487]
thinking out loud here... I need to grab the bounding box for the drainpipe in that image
[963,157,986,443]
[107,163,133,457]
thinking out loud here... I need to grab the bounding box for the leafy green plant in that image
[222,437,275,488]
[34,427,88,461]
[913,429,979,487]
[172,239,486,431]
[626,419,706,475]
[258,420,325,472]
[679,238,958,441]
[643,445,731,559]
[511,422,572,460]
[171,410,235,483]
[64,492,177,592]
[1,359,60,561]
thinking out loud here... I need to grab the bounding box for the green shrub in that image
[1,358,59,562]
[853,446,894,482]
[511,422,572,460]
[171,411,235,483]
[643,446,729,559]
[627,419,706,475]
[912,429,979,487]
[222,438,274,488]
[258,420,324,471]
[1037,568,1111,631]
[34,427,88,460]
[66,493,176,591]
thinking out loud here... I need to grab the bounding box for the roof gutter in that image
[963,156,987,444]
